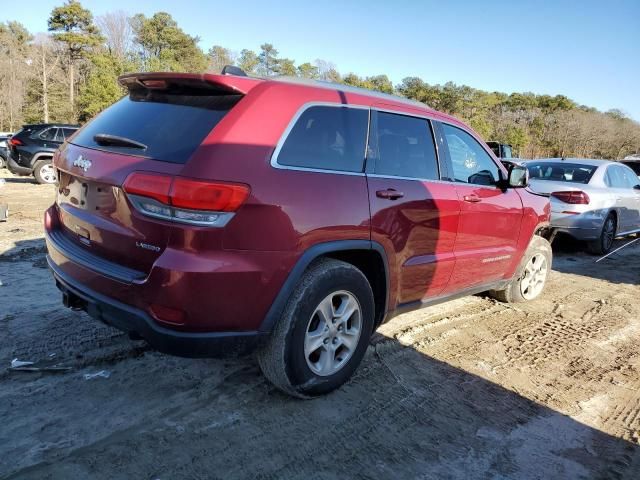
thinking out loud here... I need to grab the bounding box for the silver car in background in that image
[524,158,640,254]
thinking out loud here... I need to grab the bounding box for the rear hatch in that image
[54,74,246,275]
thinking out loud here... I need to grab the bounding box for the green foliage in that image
[48,0,102,59]
[77,52,131,121]
[0,21,32,47]
[257,43,279,76]
[208,45,233,73]
[131,12,207,72]
[277,58,297,76]
[238,49,259,74]
[297,62,319,79]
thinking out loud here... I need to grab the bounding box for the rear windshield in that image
[527,162,597,184]
[71,90,242,163]
[621,161,640,176]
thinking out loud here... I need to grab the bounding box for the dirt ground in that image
[1,168,639,479]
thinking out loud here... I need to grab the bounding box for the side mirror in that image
[634,184,640,190]
[508,165,529,188]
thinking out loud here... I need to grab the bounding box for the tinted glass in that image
[528,162,597,184]
[487,142,500,157]
[277,106,368,172]
[62,128,77,138]
[374,112,438,179]
[443,124,499,185]
[54,129,65,142]
[71,91,242,163]
[621,161,640,176]
[39,128,57,141]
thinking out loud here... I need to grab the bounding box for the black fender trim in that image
[258,240,389,334]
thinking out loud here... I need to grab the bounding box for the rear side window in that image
[276,106,368,172]
[71,90,242,164]
[373,112,438,180]
[607,165,638,188]
[39,128,57,141]
[62,128,77,138]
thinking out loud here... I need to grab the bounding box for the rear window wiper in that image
[93,133,147,150]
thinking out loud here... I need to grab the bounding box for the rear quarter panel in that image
[184,82,373,254]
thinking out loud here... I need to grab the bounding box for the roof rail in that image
[269,75,429,109]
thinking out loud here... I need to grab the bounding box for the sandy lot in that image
[1,169,639,479]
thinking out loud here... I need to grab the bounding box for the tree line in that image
[1,0,638,159]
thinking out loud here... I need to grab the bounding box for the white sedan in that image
[524,158,640,254]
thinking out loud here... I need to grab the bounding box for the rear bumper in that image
[7,155,32,175]
[550,208,606,241]
[49,256,265,357]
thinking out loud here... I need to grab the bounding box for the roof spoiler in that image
[118,72,261,95]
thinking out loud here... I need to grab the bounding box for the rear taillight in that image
[122,172,171,204]
[123,172,249,227]
[550,191,590,204]
[8,138,23,146]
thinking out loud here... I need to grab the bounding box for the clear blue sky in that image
[6,0,640,120]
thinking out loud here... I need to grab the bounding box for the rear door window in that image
[275,106,368,172]
[372,112,439,180]
[39,128,57,141]
[71,91,242,164]
[442,124,499,186]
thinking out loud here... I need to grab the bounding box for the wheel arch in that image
[31,151,54,167]
[259,240,390,334]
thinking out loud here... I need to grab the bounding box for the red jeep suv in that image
[45,71,551,397]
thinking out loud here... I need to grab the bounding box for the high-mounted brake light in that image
[122,172,250,227]
[139,79,168,89]
[550,191,590,205]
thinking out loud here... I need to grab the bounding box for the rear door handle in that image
[463,194,482,203]
[376,189,404,200]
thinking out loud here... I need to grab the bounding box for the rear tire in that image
[587,213,616,255]
[257,258,375,398]
[33,159,57,184]
[0,154,6,169]
[489,236,552,303]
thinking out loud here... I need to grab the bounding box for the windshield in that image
[527,162,597,184]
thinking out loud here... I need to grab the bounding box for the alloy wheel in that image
[520,253,548,300]
[602,217,615,251]
[304,290,362,376]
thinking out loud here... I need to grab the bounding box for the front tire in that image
[257,258,375,398]
[489,236,552,303]
[33,159,57,184]
[587,213,616,255]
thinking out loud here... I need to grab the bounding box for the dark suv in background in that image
[8,123,79,183]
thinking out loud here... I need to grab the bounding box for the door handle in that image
[463,194,482,203]
[376,189,404,200]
